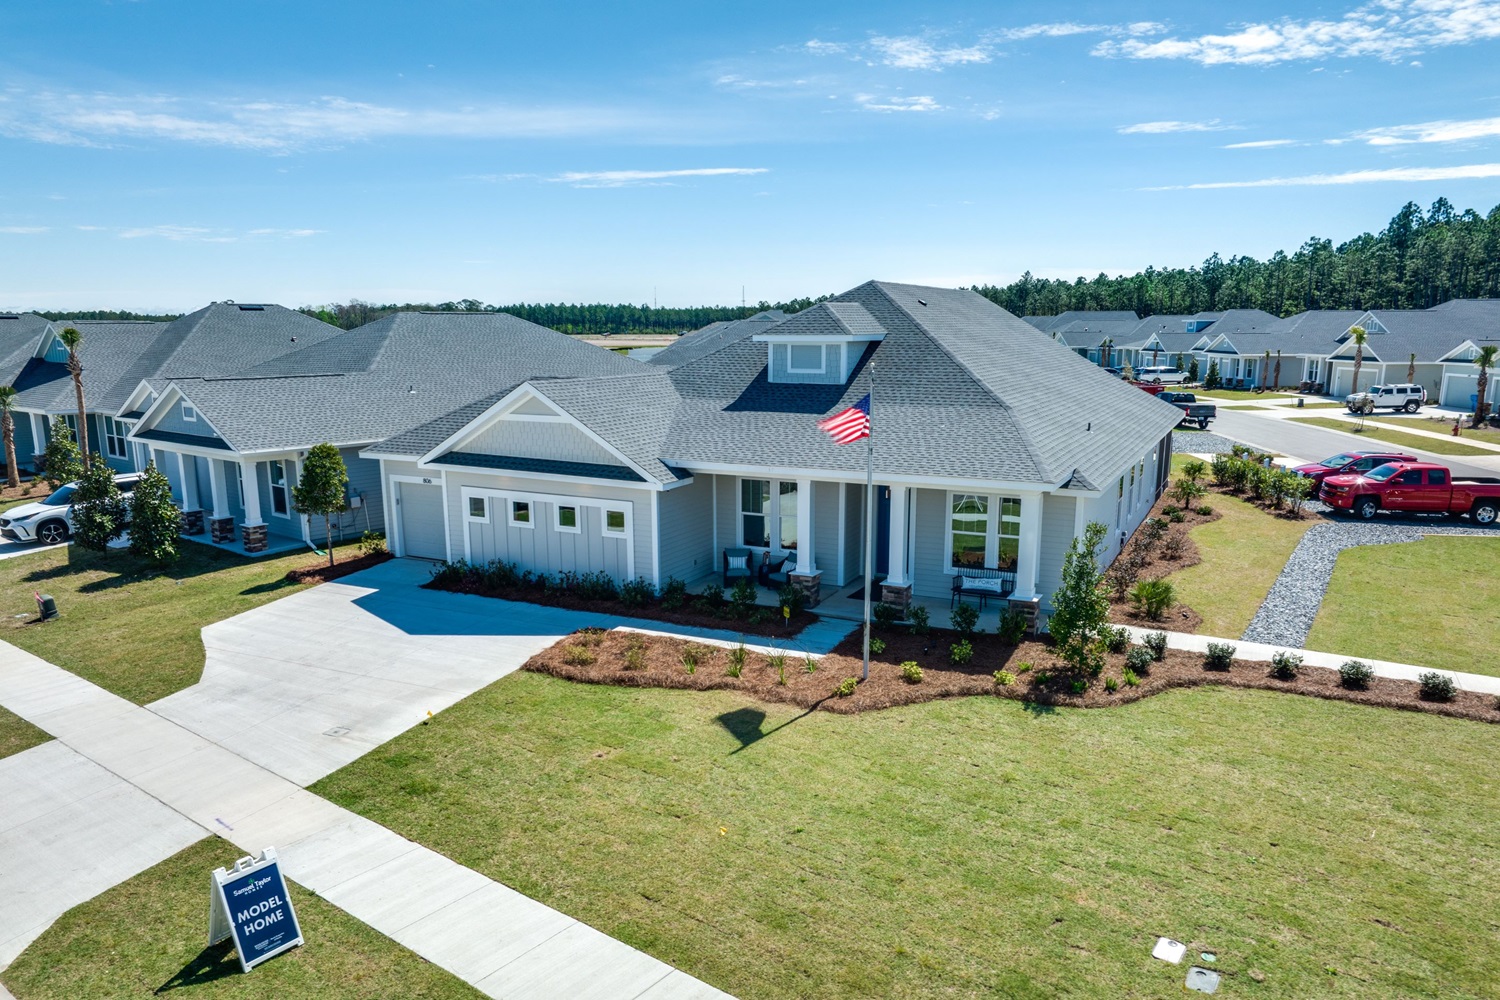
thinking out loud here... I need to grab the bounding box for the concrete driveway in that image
[1213,408,1500,477]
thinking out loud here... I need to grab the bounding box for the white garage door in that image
[1442,373,1480,409]
[397,481,447,560]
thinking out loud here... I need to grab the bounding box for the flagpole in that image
[862,361,875,682]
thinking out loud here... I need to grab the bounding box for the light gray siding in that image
[714,474,738,555]
[843,484,863,582]
[768,342,844,385]
[456,418,625,469]
[151,401,224,441]
[912,487,949,599]
[1038,493,1076,609]
[334,451,385,541]
[813,480,841,583]
[657,476,714,584]
[465,501,631,579]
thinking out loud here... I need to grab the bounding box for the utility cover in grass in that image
[1186,966,1221,993]
[1152,937,1186,963]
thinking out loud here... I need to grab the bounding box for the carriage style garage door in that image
[397,481,447,560]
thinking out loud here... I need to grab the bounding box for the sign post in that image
[208,847,304,972]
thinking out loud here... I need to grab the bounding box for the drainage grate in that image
[323,727,350,738]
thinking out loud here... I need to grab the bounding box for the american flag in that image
[817,394,871,445]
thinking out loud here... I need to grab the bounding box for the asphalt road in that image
[1211,408,1500,480]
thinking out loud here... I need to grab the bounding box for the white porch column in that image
[175,452,200,510]
[794,478,815,575]
[885,485,910,587]
[1012,491,1045,601]
[29,413,45,455]
[238,458,263,525]
[207,458,229,518]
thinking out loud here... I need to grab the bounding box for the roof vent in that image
[0,314,17,321]
[917,298,928,306]
[237,304,265,311]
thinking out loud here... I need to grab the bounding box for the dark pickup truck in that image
[1155,391,1216,430]
[1319,461,1500,523]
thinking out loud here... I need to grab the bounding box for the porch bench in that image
[951,568,1015,609]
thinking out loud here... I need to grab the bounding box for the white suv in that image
[1345,383,1426,414]
[1135,366,1190,385]
[0,473,142,545]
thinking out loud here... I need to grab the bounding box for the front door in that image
[875,486,891,577]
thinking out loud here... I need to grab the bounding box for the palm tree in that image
[1475,344,1499,425]
[1406,352,1416,385]
[1349,325,1369,395]
[58,327,89,470]
[0,387,18,490]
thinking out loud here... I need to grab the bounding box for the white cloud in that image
[855,94,944,112]
[113,224,323,241]
[0,225,47,234]
[1223,138,1299,148]
[1095,0,1500,65]
[1118,119,1238,134]
[804,39,849,55]
[246,228,324,238]
[993,22,1112,40]
[548,167,769,188]
[715,74,808,90]
[1147,162,1500,189]
[1352,114,1500,144]
[0,90,646,151]
[869,35,991,70]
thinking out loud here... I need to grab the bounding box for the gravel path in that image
[1171,430,1238,454]
[1241,517,1499,647]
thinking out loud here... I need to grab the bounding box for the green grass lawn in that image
[0,837,483,1000]
[0,541,360,706]
[1195,389,1299,401]
[1366,415,1500,447]
[0,704,49,759]
[1307,535,1500,676]
[1287,417,1495,456]
[313,673,1500,1000]
[1158,491,1314,637]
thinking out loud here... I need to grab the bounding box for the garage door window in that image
[556,505,580,533]
[604,509,626,535]
[467,496,489,522]
[510,500,532,527]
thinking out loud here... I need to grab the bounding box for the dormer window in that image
[786,343,826,374]
[752,301,887,386]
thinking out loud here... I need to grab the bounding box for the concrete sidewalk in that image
[0,641,728,998]
[1117,623,1500,697]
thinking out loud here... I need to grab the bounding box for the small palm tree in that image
[0,386,17,489]
[1349,325,1369,394]
[58,327,90,470]
[1406,352,1416,384]
[1475,344,1499,424]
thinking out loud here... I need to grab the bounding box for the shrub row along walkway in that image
[1240,519,1498,648]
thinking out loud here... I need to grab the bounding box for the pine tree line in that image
[298,296,832,333]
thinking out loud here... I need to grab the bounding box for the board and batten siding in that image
[455,418,624,468]
[1037,493,1076,609]
[151,402,224,441]
[813,481,841,583]
[465,500,631,579]
[656,475,714,584]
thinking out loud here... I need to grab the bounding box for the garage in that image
[397,480,447,560]
[1441,371,1481,410]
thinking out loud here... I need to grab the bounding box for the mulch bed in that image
[285,551,393,584]
[1105,492,1217,631]
[525,627,1500,725]
[424,579,818,639]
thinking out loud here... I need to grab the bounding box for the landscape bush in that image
[1418,671,1457,701]
[1168,510,1186,523]
[1170,478,1206,507]
[836,676,857,697]
[1069,678,1088,695]
[1195,504,1214,517]
[997,608,1028,645]
[1128,579,1175,620]
[900,661,923,684]
[776,582,805,618]
[1122,668,1140,687]
[729,577,758,617]
[1124,645,1153,674]
[623,637,647,670]
[873,601,902,631]
[726,644,747,678]
[907,605,931,635]
[1269,649,1302,680]
[1104,625,1131,654]
[1339,659,1374,689]
[1143,631,1168,661]
[358,530,389,557]
[1105,676,1119,692]
[949,602,980,637]
[870,637,887,655]
[993,670,1015,687]
[1180,459,1207,483]
[659,577,688,610]
[1204,641,1236,670]
[563,644,596,667]
[620,577,655,607]
[949,639,974,665]
[680,645,705,673]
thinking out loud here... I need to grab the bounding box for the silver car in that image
[0,473,142,545]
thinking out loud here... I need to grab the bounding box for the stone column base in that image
[787,571,823,608]
[209,516,236,544]
[180,509,205,536]
[880,582,913,615]
[241,522,268,554]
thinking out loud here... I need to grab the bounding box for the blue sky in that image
[3,0,1500,311]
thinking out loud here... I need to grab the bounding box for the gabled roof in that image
[12,321,168,413]
[754,301,886,339]
[646,310,785,368]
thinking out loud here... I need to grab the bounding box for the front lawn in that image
[314,673,1500,1000]
[1287,417,1495,456]
[0,837,482,1000]
[1194,389,1299,401]
[0,540,368,706]
[0,704,49,760]
[1307,535,1500,676]
[1367,414,1500,447]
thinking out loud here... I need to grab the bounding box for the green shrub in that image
[1122,668,1140,687]
[997,608,1028,645]
[949,602,980,637]
[660,577,688,610]
[1017,661,1033,673]
[624,637,648,670]
[700,582,724,606]
[1035,671,1051,685]
[726,644,747,678]
[1169,510,1186,523]
[1180,459,1207,483]
[836,676,857,697]
[870,637,887,655]
[949,639,974,665]
[1204,642,1235,671]
[1144,631,1168,661]
[1105,625,1130,654]
[803,655,817,673]
[1124,646,1153,673]
[1104,676,1119,692]
[1338,659,1373,689]
[1269,650,1302,680]
[358,530,389,557]
[994,670,1015,687]
[1161,503,1181,516]
[747,608,772,626]
[776,582,804,617]
[563,644,596,666]
[620,577,655,607]
[1170,478,1205,507]
[1069,678,1088,695]
[1195,504,1214,517]
[1161,532,1185,560]
[729,577,757,617]
[680,645,704,674]
[575,626,606,645]
[767,651,786,672]
[900,661,923,684]
[907,605,931,635]
[1418,671,1457,702]
[1128,579,1175,620]
[873,602,902,631]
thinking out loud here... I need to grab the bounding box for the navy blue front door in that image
[875,486,891,577]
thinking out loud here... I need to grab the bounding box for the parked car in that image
[1344,383,1426,414]
[1156,391,1216,429]
[1319,462,1500,523]
[1136,365,1190,385]
[1290,450,1419,486]
[1101,366,1124,378]
[0,472,142,545]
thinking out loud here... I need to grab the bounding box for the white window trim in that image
[785,342,827,374]
[508,499,533,528]
[234,463,245,507]
[268,459,291,519]
[603,508,628,536]
[456,486,634,578]
[181,402,197,422]
[944,491,1022,575]
[737,477,800,553]
[103,415,128,460]
[556,504,581,534]
[467,495,491,523]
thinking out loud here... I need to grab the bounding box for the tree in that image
[41,417,84,489]
[71,454,127,552]
[1475,345,1499,424]
[1407,352,1417,384]
[0,387,18,489]
[1349,325,1369,394]
[129,462,180,564]
[1262,349,1271,388]
[1273,350,1283,390]
[1204,359,1222,390]
[292,443,349,567]
[1049,522,1111,677]
[58,327,90,469]
[1187,356,1200,383]
[1100,338,1114,369]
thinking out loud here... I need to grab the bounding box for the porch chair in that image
[758,552,792,589]
[723,547,753,588]
[951,567,1016,610]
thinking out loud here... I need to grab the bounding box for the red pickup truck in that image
[1319,462,1500,524]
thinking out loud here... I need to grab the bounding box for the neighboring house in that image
[364,282,1183,613]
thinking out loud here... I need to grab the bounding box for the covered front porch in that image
[134,439,309,557]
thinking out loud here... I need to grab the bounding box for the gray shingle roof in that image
[758,301,886,339]
[12,321,168,412]
[431,452,646,482]
[646,310,785,368]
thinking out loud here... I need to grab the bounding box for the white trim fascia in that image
[1437,340,1480,363]
[751,333,884,344]
[650,489,661,587]
[115,380,160,418]
[662,460,1066,494]
[836,480,846,586]
[419,460,660,493]
[132,383,235,445]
